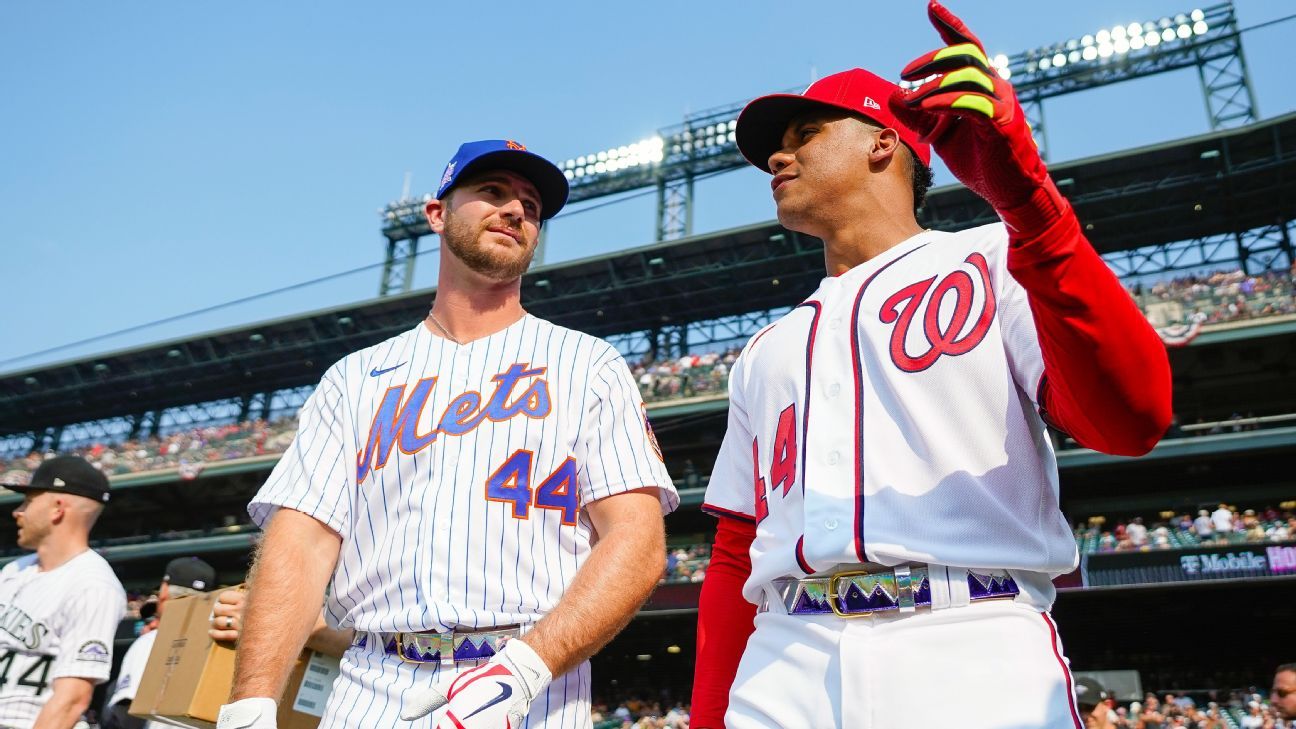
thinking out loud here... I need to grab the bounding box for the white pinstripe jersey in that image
[250,315,678,633]
[703,226,1078,609]
[0,550,126,727]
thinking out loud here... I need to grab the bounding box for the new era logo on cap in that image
[433,140,570,221]
[735,67,933,172]
[12,455,112,503]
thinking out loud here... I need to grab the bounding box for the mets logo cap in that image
[435,139,570,221]
[7,455,111,503]
[735,68,932,173]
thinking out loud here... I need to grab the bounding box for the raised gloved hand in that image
[889,0,1068,236]
[216,698,278,729]
[400,638,552,728]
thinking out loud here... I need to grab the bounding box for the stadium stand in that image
[1,263,1292,488]
[1132,267,1295,327]
[1075,502,1296,554]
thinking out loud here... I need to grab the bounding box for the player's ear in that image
[49,496,66,524]
[424,197,448,235]
[869,127,902,165]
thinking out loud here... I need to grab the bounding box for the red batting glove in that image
[888,0,1067,236]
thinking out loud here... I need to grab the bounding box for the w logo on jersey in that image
[356,363,551,483]
[879,252,997,373]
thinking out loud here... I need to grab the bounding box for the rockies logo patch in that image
[76,640,110,663]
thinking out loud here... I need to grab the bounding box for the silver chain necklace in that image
[427,309,461,345]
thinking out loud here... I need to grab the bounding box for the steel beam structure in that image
[379,3,1256,266]
[1102,221,1295,277]
[379,235,421,296]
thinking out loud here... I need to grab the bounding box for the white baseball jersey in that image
[0,550,126,727]
[703,225,1077,609]
[107,630,168,729]
[250,314,678,633]
[107,629,152,708]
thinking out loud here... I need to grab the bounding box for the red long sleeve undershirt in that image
[1005,203,1173,456]
[692,515,756,729]
[691,204,1173,725]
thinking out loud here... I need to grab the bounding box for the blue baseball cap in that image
[435,139,570,221]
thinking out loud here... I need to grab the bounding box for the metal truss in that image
[3,384,322,455]
[1197,36,1258,128]
[266,385,315,421]
[1102,222,1294,277]
[0,433,37,460]
[608,310,789,361]
[379,4,1256,263]
[656,176,694,241]
[1021,96,1048,162]
[380,236,421,296]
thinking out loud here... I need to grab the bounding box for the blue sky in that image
[2,0,1294,372]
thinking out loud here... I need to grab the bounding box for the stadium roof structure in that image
[3,112,1296,437]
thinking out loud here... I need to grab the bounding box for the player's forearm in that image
[520,502,665,676]
[32,682,92,729]
[304,614,354,659]
[231,507,341,701]
[1007,209,1173,456]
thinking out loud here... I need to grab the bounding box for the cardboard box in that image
[129,587,340,729]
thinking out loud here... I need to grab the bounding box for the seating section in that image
[1074,503,1294,554]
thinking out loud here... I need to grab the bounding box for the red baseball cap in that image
[735,68,932,173]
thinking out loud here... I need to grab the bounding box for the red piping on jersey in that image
[1042,612,1085,729]
[702,502,757,524]
[794,300,822,495]
[849,244,930,563]
[794,535,814,575]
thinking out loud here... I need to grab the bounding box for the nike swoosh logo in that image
[463,681,513,720]
[369,362,407,377]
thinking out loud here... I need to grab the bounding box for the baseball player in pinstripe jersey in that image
[217,140,678,729]
[0,456,126,729]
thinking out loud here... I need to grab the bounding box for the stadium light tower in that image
[964,3,1258,159]
[377,1,1255,295]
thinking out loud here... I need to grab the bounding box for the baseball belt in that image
[761,565,1019,618]
[353,625,521,667]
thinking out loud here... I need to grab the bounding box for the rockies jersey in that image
[0,550,126,727]
[250,314,678,633]
[703,225,1077,608]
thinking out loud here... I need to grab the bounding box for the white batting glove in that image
[400,638,552,727]
[217,698,278,729]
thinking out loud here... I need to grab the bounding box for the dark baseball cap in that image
[435,139,570,221]
[1075,677,1110,709]
[7,455,110,504]
[735,68,933,173]
[164,557,216,591]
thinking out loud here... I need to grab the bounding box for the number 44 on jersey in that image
[486,450,580,526]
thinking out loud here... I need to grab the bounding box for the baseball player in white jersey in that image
[692,4,1173,728]
[103,557,216,729]
[1,456,126,729]
[217,139,678,729]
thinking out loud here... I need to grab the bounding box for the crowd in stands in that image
[0,418,297,486]
[632,348,739,403]
[1091,689,1290,728]
[592,699,690,729]
[663,544,709,584]
[1075,502,1295,555]
[1,266,1291,490]
[587,689,1293,729]
[1130,267,1295,327]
